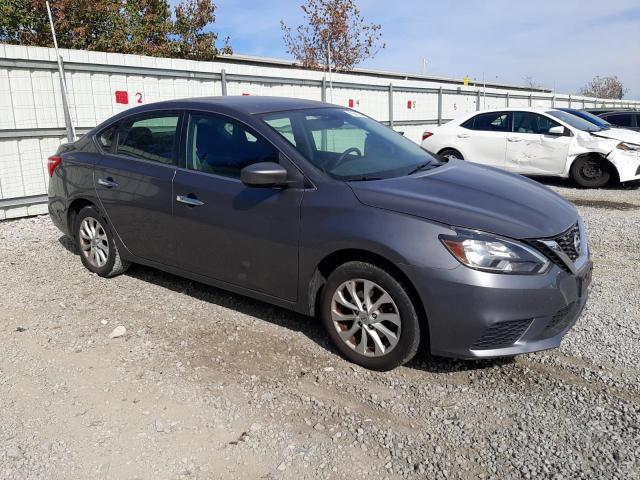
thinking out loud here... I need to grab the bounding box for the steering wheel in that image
[325,147,363,171]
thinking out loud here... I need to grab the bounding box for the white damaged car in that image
[421,107,640,187]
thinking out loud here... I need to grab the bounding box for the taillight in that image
[48,155,62,177]
[422,131,434,141]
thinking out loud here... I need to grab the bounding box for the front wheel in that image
[570,156,612,188]
[320,262,421,371]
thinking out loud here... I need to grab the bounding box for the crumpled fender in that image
[562,132,619,176]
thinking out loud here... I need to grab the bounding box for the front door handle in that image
[507,137,523,142]
[457,134,470,138]
[97,177,118,188]
[176,194,205,207]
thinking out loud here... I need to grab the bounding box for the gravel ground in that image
[1,181,639,480]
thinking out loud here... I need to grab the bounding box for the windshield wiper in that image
[347,176,383,182]
[406,162,436,175]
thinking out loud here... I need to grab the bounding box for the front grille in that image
[471,319,532,350]
[554,223,580,261]
[530,223,581,272]
[542,302,576,338]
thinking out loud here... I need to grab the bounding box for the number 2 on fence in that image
[136,92,143,104]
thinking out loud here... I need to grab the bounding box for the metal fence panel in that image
[1,43,639,218]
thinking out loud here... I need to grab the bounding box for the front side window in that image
[116,114,179,164]
[261,108,440,181]
[514,112,561,135]
[187,113,279,178]
[466,112,511,132]
[604,113,633,127]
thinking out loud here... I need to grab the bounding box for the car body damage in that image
[422,107,640,186]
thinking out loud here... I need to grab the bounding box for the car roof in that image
[121,96,333,116]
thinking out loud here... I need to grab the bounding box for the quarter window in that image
[116,115,179,164]
[187,113,279,178]
[96,125,117,151]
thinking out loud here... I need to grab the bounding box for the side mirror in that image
[241,162,288,187]
[547,126,565,136]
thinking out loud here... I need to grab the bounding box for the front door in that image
[506,112,571,175]
[93,112,181,265]
[172,112,303,302]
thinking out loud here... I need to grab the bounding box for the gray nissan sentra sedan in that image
[48,96,592,371]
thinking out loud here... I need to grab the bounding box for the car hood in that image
[590,128,640,145]
[348,160,577,239]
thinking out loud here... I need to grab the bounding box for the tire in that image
[570,155,612,188]
[75,205,130,278]
[438,148,464,161]
[320,261,421,371]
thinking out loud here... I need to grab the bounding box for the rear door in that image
[94,112,182,265]
[457,111,510,168]
[171,111,303,301]
[506,111,571,175]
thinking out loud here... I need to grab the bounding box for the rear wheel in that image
[75,205,129,277]
[438,148,464,161]
[570,155,612,188]
[320,261,421,371]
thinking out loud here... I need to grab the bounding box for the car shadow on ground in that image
[530,175,640,190]
[58,234,512,375]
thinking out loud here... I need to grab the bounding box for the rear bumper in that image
[404,257,592,359]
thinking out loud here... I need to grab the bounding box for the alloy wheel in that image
[331,279,401,357]
[78,217,110,268]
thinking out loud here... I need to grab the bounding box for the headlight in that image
[440,229,550,274]
[616,142,640,152]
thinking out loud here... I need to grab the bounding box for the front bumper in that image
[404,256,592,359]
[608,148,640,183]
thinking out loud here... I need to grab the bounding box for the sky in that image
[194,0,640,98]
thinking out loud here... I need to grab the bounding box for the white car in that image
[421,107,640,187]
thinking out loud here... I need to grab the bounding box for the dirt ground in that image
[1,180,639,480]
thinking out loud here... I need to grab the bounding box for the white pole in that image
[327,41,333,103]
[46,1,75,141]
[482,72,486,109]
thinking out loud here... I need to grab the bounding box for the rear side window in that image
[603,113,633,127]
[513,112,561,134]
[116,114,180,165]
[464,112,511,132]
[186,113,279,178]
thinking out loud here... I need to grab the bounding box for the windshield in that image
[558,109,611,129]
[260,108,440,180]
[547,110,604,132]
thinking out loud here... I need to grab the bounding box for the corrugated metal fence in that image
[1,43,639,219]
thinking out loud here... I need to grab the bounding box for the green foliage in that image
[0,0,232,60]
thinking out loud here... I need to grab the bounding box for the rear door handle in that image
[507,137,523,142]
[176,194,205,207]
[457,134,470,138]
[97,178,118,188]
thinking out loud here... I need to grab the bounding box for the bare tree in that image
[523,76,544,90]
[281,0,384,71]
[579,76,628,99]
